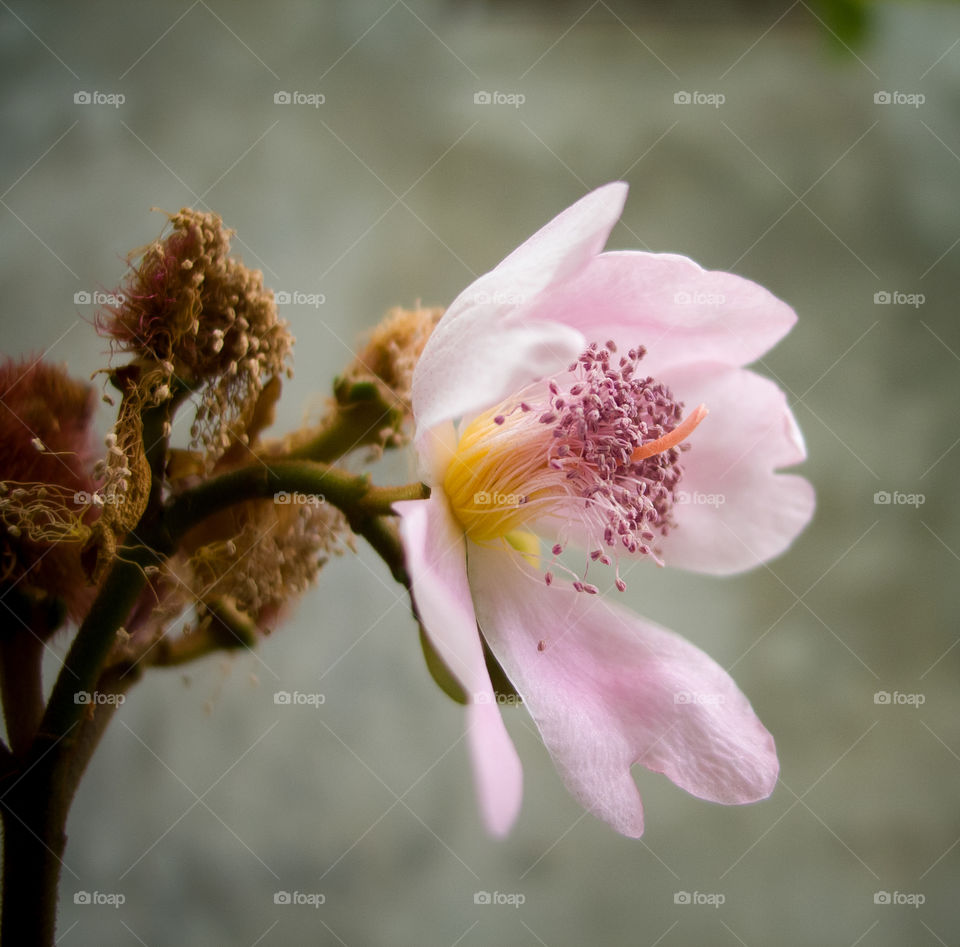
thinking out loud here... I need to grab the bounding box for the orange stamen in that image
[631,403,708,462]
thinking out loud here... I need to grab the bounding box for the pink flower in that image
[395,183,814,838]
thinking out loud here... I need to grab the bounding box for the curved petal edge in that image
[468,542,779,838]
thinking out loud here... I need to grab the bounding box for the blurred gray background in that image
[3,1,959,944]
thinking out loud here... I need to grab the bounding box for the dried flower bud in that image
[350,305,443,413]
[173,495,352,635]
[98,208,294,465]
[336,305,443,453]
[0,358,99,625]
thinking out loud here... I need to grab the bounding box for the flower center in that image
[443,341,706,588]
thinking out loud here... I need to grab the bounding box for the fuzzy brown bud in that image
[0,358,99,625]
[98,208,294,465]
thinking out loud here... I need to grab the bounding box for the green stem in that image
[352,515,410,587]
[284,408,383,462]
[2,451,427,946]
[39,552,151,744]
[150,598,259,666]
[283,379,400,463]
[164,459,428,542]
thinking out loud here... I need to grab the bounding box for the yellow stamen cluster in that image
[443,406,559,543]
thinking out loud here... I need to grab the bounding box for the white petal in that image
[411,184,628,438]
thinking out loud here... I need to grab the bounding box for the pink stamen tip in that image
[630,403,708,463]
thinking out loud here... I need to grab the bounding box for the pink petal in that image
[467,699,523,838]
[492,182,628,287]
[411,319,584,449]
[394,497,523,836]
[411,184,628,439]
[655,362,815,574]
[523,251,797,374]
[468,542,779,838]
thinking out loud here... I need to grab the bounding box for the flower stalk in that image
[0,451,427,945]
[0,291,430,946]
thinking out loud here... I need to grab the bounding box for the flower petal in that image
[523,251,797,374]
[655,362,815,574]
[467,699,523,838]
[468,542,779,838]
[412,319,584,449]
[492,182,628,287]
[411,184,628,439]
[395,497,522,835]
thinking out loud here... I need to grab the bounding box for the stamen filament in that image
[631,404,708,462]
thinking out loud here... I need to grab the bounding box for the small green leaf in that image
[419,625,467,704]
[418,625,522,707]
